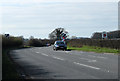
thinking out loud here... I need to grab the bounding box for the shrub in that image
[28,39,43,47]
[28,38,55,47]
[2,35,23,48]
[68,39,120,49]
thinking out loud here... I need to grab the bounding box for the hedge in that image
[68,39,120,49]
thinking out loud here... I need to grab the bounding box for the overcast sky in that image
[0,0,119,39]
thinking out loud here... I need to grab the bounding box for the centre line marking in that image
[53,56,64,60]
[97,56,107,59]
[41,53,48,56]
[88,55,96,57]
[73,62,100,70]
[88,60,97,62]
[36,52,39,53]
[80,58,90,60]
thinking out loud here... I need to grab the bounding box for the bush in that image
[2,35,23,48]
[28,39,43,47]
[28,38,55,47]
[68,39,120,49]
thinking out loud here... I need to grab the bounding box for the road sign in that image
[5,34,9,38]
[102,32,107,39]
[61,33,66,41]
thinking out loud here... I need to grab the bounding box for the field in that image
[67,45,120,54]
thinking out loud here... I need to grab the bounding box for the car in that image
[46,43,51,46]
[53,41,67,51]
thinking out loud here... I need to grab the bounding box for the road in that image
[0,63,1,80]
[10,46,118,79]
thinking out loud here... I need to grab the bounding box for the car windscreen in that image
[56,42,65,45]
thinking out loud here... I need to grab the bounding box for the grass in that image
[2,46,32,79]
[23,45,32,48]
[2,48,21,79]
[67,45,120,54]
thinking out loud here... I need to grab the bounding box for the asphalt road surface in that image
[10,46,118,79]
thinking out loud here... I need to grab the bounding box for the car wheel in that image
[54,47,57,51]
[53,47,55,50]
[64,48,67,51]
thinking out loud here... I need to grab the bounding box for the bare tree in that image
[29,36,34,39]
[71,36,77,39]
[49,28,68,40]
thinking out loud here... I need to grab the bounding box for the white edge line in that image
[74,62,100,70]
[88,60,97,62]
[41,53,48,56]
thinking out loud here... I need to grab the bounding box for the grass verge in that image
[2,48,21,79]
[67,45,120,54]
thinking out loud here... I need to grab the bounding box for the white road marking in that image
[73,62,100,70]
[101,69,110,73]
[79,58,97,62]
[65,51,70,53]
[97,56,107,59]
[88,55,107,59]
[36,52,39,53]
[52,56,64,60]
[41,53,48,56]
[88,60,97,62]
[88,55,96,58]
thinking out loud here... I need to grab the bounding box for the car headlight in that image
[56,45,59,47]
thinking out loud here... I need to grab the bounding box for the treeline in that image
[2,35,55,48]
[2,34,120,49]
[68,39,120,49]
[27,38,55,47]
